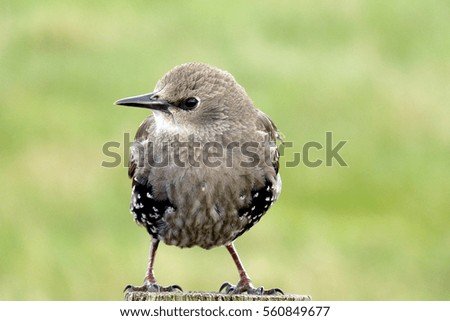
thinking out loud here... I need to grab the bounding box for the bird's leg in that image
[124,239,182,293]
[143,238,159,286]
[226,242,253,289]
[219,242,284,295]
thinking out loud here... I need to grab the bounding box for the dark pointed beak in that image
[114,93,171,113]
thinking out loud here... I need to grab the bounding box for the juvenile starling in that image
[115,63,283,295]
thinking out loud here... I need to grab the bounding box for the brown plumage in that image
[115,63,283,294]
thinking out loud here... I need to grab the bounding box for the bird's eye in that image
[182,97,199,110]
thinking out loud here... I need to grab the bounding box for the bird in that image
[114,63,283,295]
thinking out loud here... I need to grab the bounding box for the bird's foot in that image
[219,281,284,295]
[124,281,183,293]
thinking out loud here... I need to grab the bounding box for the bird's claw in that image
[124,282,183,293]
[219,281,283,295]
[219,282,235,293]
[263,287,284,295]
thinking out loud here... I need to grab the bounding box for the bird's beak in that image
[114,92,171,113]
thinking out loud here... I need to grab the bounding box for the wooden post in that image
[125,291,311,301]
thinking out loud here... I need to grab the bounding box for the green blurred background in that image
[1,0,449,300]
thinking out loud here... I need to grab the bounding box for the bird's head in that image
[115,63,256,136]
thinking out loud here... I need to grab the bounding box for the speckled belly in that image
[159,202,247,249]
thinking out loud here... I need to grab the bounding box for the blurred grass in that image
[1,0,449,300]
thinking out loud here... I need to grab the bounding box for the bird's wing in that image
[255,109,282,143]
[232,111,283,240]
[127,115,175,238]
[130,177,176,238]
[234,173,281,240]
[255,109,282,174]
[128,116,155,179]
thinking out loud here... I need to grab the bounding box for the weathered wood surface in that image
[125,291,312,301]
